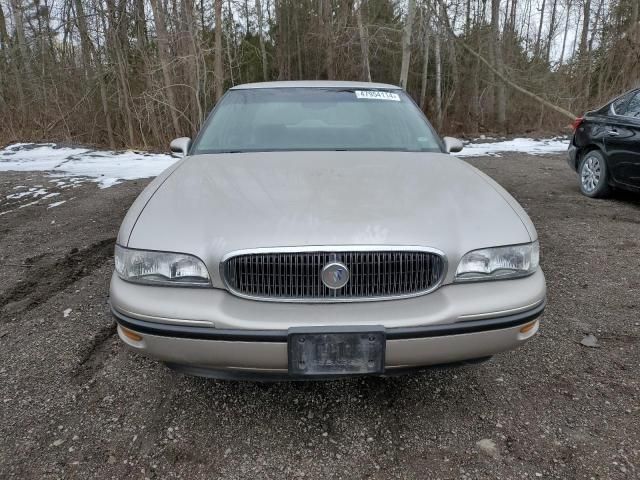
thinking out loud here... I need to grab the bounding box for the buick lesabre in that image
[110,81,546,380]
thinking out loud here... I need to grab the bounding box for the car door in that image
[604,90,640,189]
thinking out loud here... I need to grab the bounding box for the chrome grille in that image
[222,248,445,302]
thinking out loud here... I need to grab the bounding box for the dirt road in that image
[0,153,638,479]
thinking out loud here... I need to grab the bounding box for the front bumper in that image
[109,269,546,330]
[111,271,546,379]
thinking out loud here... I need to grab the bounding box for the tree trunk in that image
[135,0,147,48]
[631,0,639,72]
[105,0,136,146]
[0,1,26,117]
[508,0,518,33]
[322,0,334,79]
[571,6,582,62]
[399,0,416,90]
[558,0,571,66]
[535,0,546,57]
[214,0,224,101]
[419,40,430,111]
[584,0,604,100]
[439,3,458,124]
[633,0,639,42]
[255,0,268,80]
[275,0,286,79]
[73,0,115,148]
[470,3,482,132]
[465,0,471,34]
[545,0,558,63]
[419,10,430,110]
[134,0,162,145]
[491,0,507,131]
[434,25,442,129]
[225,0,236,86]
[294,7,303,79]
[356,0,371,82]
[9,0,30,76]
[149,0,182,136]
[579,0,591,55]
[182,0,202,130]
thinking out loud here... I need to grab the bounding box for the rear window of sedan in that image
[192,88,442,154]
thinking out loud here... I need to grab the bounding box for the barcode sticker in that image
[355,90,401,101]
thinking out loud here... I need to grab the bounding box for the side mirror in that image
[443,136,463,153]
[170,137,192,158]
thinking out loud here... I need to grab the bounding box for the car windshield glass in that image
[192,88,442,153]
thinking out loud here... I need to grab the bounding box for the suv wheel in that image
[579,150,610,198]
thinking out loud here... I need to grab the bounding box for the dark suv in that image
[568,88,640,197]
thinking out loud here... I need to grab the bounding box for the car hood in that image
[123,151,536,286]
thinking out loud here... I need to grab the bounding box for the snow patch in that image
[456,137,569,157]
[6,187,49,200]
[47,200,66,208]
[18,200,39,209]
[0,143,176,188]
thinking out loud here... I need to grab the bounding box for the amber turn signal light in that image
[519,321,538,334]
[121,327,143,342]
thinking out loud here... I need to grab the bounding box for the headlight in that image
[114,245,211,287]
[455,241,539,282]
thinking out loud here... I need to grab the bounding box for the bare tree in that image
[0,1,26,117]
[535,0,547,56]
[321,0,335,79]
[73,0,116,147]
[558,0,572,66]
[580,0,591,55]
[434,15,442,129]
[356,0,372,82]
[255,0,268,81]
[545,0,558,63]
[215,0,224,101]
[491,0,507,131]
[149,0,182,136]
[399,0,416,89]
[419,3,430,110]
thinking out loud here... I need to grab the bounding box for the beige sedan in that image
[110,81,546,380]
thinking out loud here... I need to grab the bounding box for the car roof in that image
[230,81,401,90]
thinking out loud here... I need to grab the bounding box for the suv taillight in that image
[572,117,584,131]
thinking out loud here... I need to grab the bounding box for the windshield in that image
[191,88,442,154]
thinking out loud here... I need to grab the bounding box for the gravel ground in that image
[0,153,639,479]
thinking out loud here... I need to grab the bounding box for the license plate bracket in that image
[288,326,386,376]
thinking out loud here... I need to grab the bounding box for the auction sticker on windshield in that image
[355,90,401,101]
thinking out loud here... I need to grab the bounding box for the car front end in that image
[111,258,544,380]
[109,83,546,380]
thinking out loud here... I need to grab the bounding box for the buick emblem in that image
[321,262,350,289]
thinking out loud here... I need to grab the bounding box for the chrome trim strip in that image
[457,298,545,321]
[219,245,448,303]
[114,306,213,327]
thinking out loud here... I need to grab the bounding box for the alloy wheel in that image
[581,156,601,193]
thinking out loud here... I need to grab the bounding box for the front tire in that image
[579,150,610,198]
